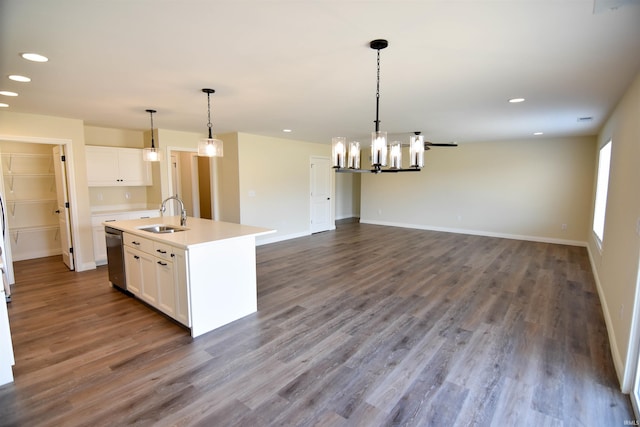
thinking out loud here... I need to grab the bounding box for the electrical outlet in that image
[620,304,624,320]
[378,209,382,215]
[561,223,567,231]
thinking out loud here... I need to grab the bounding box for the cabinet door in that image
[139,252,157,305]
[86,146,119,186]
[156,258,176,317]
[172,248,190,326]
[118,149,151,186]
[123,246,143,296]
[86,146,152,187]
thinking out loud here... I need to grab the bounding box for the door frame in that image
[0,135,79,282]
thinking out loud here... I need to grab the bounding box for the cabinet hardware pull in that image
[157,249,167,254]
[171,253,175,258]
[132,241,140,245]
[157,261,167,266]
[134,255,140,260]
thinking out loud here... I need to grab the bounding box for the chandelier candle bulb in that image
[371,131,387,166]
[348,141,360,169]
[409,133,425,168]
[332,137,346,168]
[390,142,402,169]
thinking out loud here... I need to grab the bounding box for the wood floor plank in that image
[0,223,633,425]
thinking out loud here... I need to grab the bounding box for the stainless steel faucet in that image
[160,196,187,226]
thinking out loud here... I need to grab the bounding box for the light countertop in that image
[104,216,275,249]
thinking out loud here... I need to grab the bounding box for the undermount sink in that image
[138,224,187,234]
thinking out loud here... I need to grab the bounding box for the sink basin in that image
[138,224,187,234]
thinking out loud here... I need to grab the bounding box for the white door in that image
[310,156,332,233]
[52,146,74,270]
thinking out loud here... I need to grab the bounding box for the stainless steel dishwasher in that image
[105,226,127,292]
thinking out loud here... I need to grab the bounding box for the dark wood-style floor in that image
[0,223,633,426]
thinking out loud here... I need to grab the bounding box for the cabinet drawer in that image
[153,241,174,261]
[123,233,153,253]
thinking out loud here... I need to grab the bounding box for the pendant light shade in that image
[143,109,160,162]
[371,131,387,167]
[389,141,402,169]
[409,133,425,168]
[348,141,361,169]
[332,137,346,168]
[198,88,224,157]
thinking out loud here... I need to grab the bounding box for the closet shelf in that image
[5,198,57,204]
[2,152,54,174]
[3,173,54,177]
[11,225,60,232]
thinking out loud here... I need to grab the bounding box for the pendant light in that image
[143,109,160,162]
[198,88,224,157]
[332,39,423,174]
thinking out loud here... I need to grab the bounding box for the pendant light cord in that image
[148,110,156,149]
[207,92,213,139]
[374,48,381,133]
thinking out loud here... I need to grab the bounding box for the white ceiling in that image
[1,0,639,145]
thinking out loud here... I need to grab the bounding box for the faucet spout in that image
[160,196,187,226]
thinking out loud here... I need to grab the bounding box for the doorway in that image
[0,137,78,285]
[168,149,216,220]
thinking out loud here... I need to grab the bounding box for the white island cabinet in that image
[105,216,274,338]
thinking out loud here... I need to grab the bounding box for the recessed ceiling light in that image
[8,75,31,82]
[509,98,525,103]
[533,132,544,136]
[0,103,8,108]
[282,129,292,133]
[21,52,48,62]
[0,91,18,97]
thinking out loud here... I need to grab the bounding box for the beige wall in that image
[360,136,596,244]
[0,111,94,271]
[237,132,331,243]
[84,126,144,148]
[217,133,240,223]
[587,71,640,392]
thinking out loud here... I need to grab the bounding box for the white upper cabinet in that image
[86,146,152,186]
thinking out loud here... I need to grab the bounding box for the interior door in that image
[52,146,74,270]
[310,156,332,233]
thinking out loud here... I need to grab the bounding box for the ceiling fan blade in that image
[424,141,458,147]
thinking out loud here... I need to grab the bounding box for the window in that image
[593,140,612,244]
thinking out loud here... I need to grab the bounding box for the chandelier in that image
[332,39,424,173]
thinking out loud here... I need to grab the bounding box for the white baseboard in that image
[256,231,310,246]
[359,219,588,247]
[587,244,628,393]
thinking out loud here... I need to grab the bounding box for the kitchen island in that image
[104,216,274,338]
